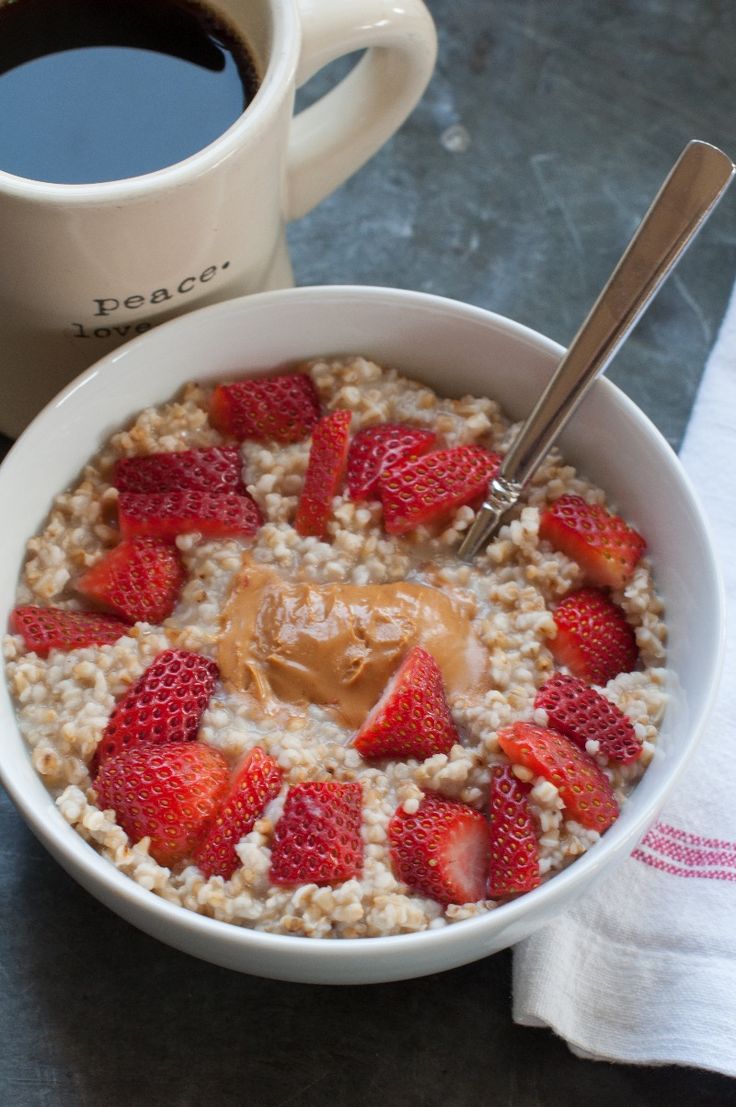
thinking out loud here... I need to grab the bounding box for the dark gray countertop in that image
[2,1,736,1103]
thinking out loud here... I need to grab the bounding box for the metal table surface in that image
[2,2,736,1103]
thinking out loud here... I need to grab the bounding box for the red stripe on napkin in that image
[633,821,736,882]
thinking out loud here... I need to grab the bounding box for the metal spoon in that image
[458,139,735,561]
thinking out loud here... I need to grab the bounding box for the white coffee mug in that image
[0,0,436,437]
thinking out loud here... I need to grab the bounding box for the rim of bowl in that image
[0,285,726,970]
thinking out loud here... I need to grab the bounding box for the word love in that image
[70,260,230,338]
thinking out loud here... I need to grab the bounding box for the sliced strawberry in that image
[352,645,460,761]
[95,741,229,868]
[497,721,619,832]
[9,605,129,656]
[347,424,437,501]
[551,587,639,685]
[535,673,641,764]
[540,494,646,589]
[114,445,245,495]
[210,373,321,442]
[76,537,186,625]
[388,792,489,905]
[294,409,351,538]
[93,648,219,771]
[378,444,502,535]
[118,489,262,541]
[193,747,283,879]
[487,765,540,897]
[270,781,363,885]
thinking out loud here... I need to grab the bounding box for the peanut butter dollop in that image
[218,561,488,727]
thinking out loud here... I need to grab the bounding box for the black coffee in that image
[0,0,260,184]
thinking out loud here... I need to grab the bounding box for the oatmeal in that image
[4,356,667,938]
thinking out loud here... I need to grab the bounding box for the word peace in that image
[70,261,229,338]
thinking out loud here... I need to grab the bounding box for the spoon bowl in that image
[0,284,724,982]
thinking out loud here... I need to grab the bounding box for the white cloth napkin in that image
[512,284,736,1077]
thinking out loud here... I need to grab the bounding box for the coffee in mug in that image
[0,0,436,437]
[0,0,260,184]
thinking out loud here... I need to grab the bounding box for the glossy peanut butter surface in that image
[218,559,488,726]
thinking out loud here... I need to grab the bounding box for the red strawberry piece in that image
[347,424,437,501]
[193,747,283,880]
[488,765,540,897]
[388,792,490,905]
[93,648,219,771]
[535,673,641,764]
[76,537,186,625]
[9,605,128,657]
[270,781,363,885]
[294,409,352,538]
[118,489,262,541]
[378,444,502,535]
[210,373,321,442]
[352,645,460,761]
[539,494,646,589]
[497,721,619,832]
[551,587,639,685]
[95,741,229,868]
[114,445,245,495]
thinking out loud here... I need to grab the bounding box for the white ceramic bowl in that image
[0,286,724,984]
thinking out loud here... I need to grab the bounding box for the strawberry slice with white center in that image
[210,373,321,442]
[497,721,619,832]
[488,765,540,897]
[540,493,646,589]
[294,409,352,538]
[118,488,262,541]
[95,741,230,868]
[535,672,641,764]
[388,792,490,905]
[270,781,363,885]
[352,645,460,761]
[114,445,246,495]
[378,444,502,535]
[194,747,283,880]
[76,536,186,625]
[347,423,437,501]
[93,648,219,772]
[9,605,129,656]
[551,587,639,686]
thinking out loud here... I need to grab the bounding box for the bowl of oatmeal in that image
[0,285,723,984]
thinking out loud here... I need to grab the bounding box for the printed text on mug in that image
[70,260,230,337]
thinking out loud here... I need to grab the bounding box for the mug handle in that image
[286,0,437,221]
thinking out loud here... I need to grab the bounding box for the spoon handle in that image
[459,140,735,561]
